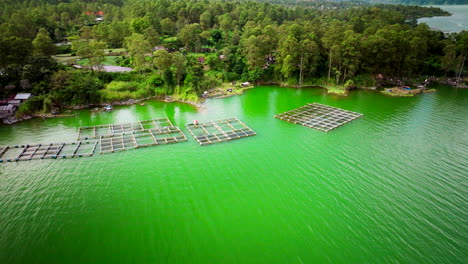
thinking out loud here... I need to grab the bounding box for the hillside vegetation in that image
[0,0,466,115]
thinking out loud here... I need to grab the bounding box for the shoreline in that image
[2,77,464,125]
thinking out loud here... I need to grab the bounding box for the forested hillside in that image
[0,0,466,115]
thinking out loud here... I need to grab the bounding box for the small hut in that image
[14,93,32,102]
[0,104,15,118]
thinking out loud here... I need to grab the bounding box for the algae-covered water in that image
[0,86,467,263]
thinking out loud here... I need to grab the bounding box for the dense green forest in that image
[0,0,466,115]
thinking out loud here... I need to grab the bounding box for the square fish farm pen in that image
[185,117,256,145]
[275,103,363,132]
[0,140,98,162]
[77,118,174,140]
[98,126,187,154]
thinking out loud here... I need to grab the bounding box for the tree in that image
[153,49,172,73]
[178,23,202,51]
[281,54,295,80]
[206,53,223,71]
[298,38,320,85]
[172,52,187,86]
[322,22,346,81]
[242,35,266,69]
[125,33,151,72]
[21,55,58,84]
[66,73,102,105]
[160,18,176,35]
[0,36,32,68]
[200,11,212,30]
[340,30,361,82]
[89,41,107,71]
[454,31,468,80]
[70,36,92,60]
[80,26,93,40]
[442,43,458,76]
[218,14,234,39]
[144,27,159,47]
[260,25,278,57]
[107,21,131,48]
[131,17,150,34]
[70,36,106,71]
[32,28,56,56]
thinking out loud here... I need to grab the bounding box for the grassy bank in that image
[381,87,423,97]
[324,85,348,95]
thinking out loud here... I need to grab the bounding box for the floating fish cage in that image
[98,126,187,154]
[186,117,256,146]
[77,118,174,140]
[0,141,98,162]
[275,103,363,132]
[0,118,187,163]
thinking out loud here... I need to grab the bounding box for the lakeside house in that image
[0,93,33,122]
[8,100,21,107]
[0,104,15,119]
[14,93,32,102]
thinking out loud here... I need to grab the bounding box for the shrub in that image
[53,72,102,105]
[351,74,375,88]
[100,81,153,102]
[16,95,52,116]
[344,79,355,89]
[106,81,138,92]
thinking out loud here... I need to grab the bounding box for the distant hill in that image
[367,0,466,4]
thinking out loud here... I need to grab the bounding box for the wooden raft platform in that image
[77,118,174,140]
[275,103,363,132]
[186,117,256,146]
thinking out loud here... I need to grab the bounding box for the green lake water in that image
[0,85,467,263]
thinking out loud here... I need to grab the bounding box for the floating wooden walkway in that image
[77,118,174,140]
[275,103,363,132]
[186,117,256,145]
[0,118,187,162]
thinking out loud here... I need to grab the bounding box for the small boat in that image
[104,105,113,111]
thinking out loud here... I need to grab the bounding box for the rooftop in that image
[0,104,14,112]
[14,93,32,100]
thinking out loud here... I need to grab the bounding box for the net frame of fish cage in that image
[77,118,174,140]
[274,103,363,132]
[98,126,187,154]
[0,140,98,162]
[0,118,188,162]
[185,117,256,146]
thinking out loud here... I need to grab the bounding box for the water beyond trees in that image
[418,5,468,33]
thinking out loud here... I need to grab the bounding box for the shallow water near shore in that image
[0,85,467,263]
